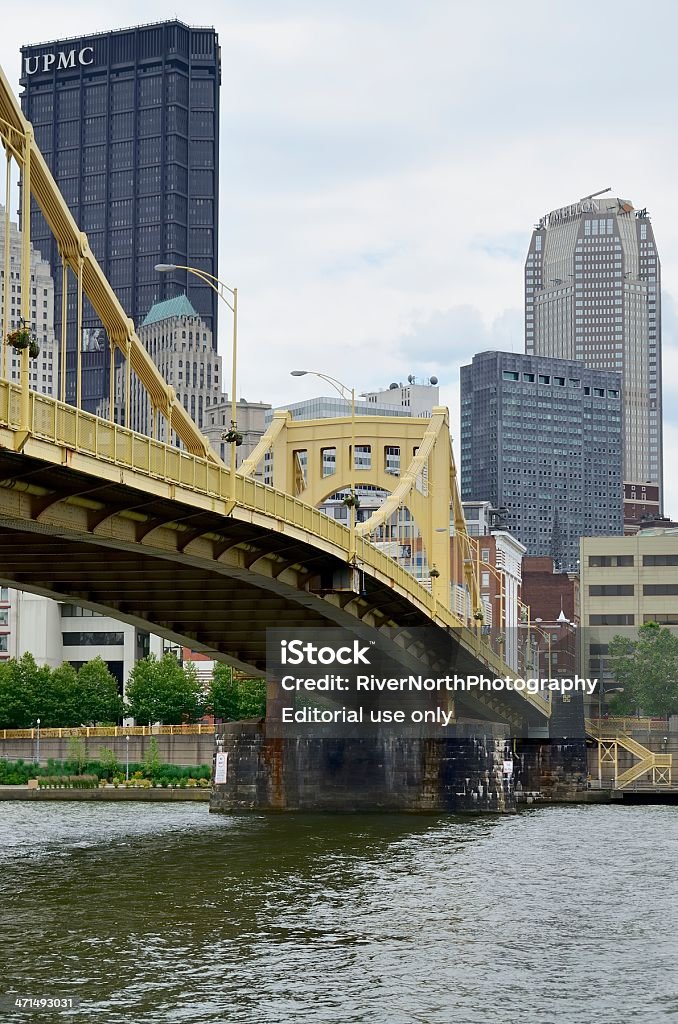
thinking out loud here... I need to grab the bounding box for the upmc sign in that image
[23,47,95,75]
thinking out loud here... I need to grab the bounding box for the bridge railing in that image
[0,724,216,741]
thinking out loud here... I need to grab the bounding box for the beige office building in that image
[580,529,678,703]
[526,194,662,528]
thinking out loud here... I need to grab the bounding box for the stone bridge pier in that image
[210,722,515,814]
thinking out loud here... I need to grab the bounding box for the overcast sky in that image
[2,0,677,514]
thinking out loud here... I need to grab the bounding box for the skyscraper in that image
[524,193,662,528]
[19,20,220,414]
[460,351,623,571]
[0,204,57,396]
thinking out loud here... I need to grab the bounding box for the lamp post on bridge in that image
[290,369,357,564]
[155,264,238,500]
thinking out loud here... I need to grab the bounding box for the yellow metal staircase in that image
[586,720,672,789]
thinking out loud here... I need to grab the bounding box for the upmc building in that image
[20,21,220,414]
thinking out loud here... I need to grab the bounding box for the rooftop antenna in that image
[580,187,612,202]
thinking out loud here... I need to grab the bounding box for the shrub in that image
[93,749,120,780]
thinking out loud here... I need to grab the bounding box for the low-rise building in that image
[580,528,678,709]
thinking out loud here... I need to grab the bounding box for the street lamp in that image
[155,263,238,499]
[290,369,357,564]
[35,717,40,766]
[125,734,130,782]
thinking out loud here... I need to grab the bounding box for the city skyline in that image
[0,1,676,515]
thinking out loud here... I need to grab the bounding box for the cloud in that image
[0,0,676,518]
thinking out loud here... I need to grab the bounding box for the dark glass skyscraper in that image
[460,351,624,571]
[20,20,220,413]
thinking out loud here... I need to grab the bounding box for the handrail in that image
[0,724,216,740]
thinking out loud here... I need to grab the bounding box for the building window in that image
[62,632,125,645]
[643,554,678,567]
[321,447,336,478]
[385,446,401,475]
[589,615,635,626]
[355,445,371,470]
[588,555,634,568]
[589,585,634,597]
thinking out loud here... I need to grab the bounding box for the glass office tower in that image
[20,20,220,414]
[460,351,624,571]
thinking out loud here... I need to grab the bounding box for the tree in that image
[43,662,81,727]
[607,622,678,717]
[125,652,204,725]
[142,736,161,779]
[209,663,266,721]
[97,746,120,780]
[78,657,123,724]
[66,736,87,774]
[0,654,46,728]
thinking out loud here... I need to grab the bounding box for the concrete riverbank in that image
[0,734,215,767]
[0,785,211,801]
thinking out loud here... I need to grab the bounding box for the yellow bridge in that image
[0,63,548,732]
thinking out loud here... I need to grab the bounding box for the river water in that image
[0,801,677,1023]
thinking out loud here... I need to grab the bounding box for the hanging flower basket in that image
[29,339,40,359]
[343,492,360,510]
[222,428,243,446]
[473,608,485,621]
[7,327,32,350]
[429,567,440,579]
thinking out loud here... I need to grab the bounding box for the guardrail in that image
[588,717,669,733]
[0,724,216,741]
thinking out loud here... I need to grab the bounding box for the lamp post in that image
[155,264,238,499]
[35,717,40,766]
[291,369,357,564]
[125,734,130,782]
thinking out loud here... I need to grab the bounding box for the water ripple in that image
[0,802,676,1022]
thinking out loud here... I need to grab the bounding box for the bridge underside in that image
[0,444,545,730]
